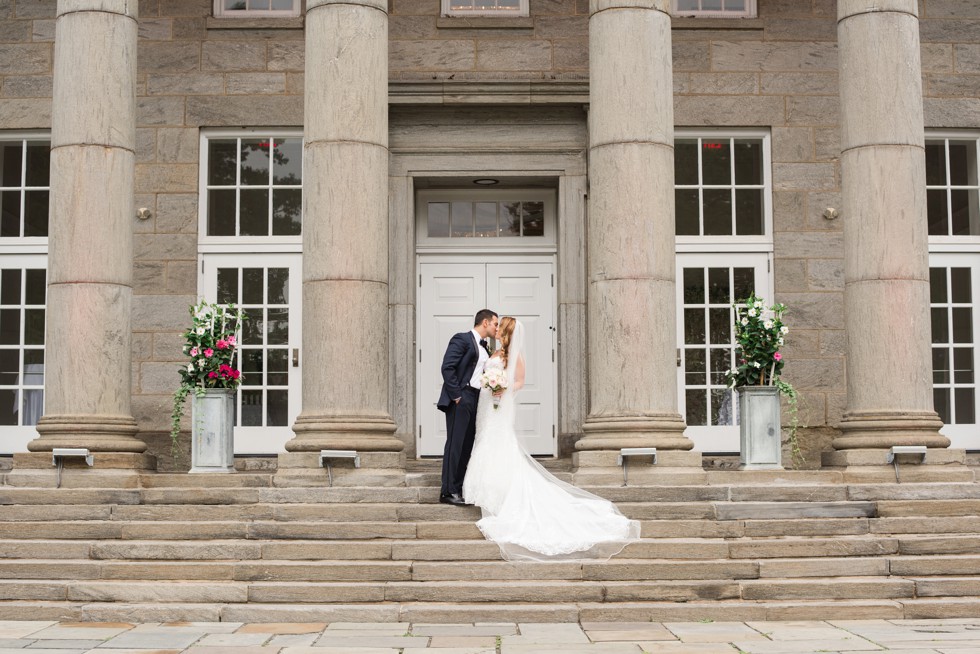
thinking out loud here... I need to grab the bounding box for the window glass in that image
[204,135,302,238]
[673,0,755,16]
[926,138,980,237]
[443,0,527,16]
[0,139,49,239]
[674,135,768,237]
[217,0,300,15]
[426,199,547,240]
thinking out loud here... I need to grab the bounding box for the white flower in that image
[780,325,789,334]
[196,327,205,335]
[763,320,773,329]
[778,338,784,346]
[752,361,761,368]
[740,317,749,326]
[747,308,757,318]
[187,362,194,372]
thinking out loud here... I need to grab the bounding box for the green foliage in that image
[725,293,788,388]
[170,299,247,458]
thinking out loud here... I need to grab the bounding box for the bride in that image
[462,316,640,561]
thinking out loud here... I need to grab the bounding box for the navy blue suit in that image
[438,331,482,496]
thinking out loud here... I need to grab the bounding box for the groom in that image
[437,309,498,506]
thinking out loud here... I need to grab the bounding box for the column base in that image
[834,411,949,450]
[273,451,406,487]
[821,448,973,483]
[286,414,405,452]
[29,414,146,453]
[8,452,156,488]
[576,414,694,451]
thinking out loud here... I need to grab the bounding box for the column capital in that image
[590,0,668,16]
[58,0,138,18]
[838,0,917,22]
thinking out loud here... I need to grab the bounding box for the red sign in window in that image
[703,142,724,150]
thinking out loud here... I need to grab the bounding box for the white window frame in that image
[198,128,304,254]
[926,131,980,251]
[672,0,756,17]
[416,188,557,254]
[441,0,528,18]
[674,128,773,254]
[213,0,301,17]
[0,131,50,256]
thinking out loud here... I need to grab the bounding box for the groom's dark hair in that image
[474,309,497,327]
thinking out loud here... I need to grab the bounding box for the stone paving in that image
[0,619,979,654]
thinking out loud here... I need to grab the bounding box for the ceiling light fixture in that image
[473,178,500,186]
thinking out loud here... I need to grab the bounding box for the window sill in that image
[206,16,304,30]
[437,16,533,29]
[671,17,764,30]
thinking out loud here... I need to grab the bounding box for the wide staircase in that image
[0,465,978,623]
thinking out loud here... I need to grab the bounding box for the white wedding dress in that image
[462,321,640,561]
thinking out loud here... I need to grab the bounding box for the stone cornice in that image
[388,80,589,105]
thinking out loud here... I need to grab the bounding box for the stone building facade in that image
[0,0,977,474]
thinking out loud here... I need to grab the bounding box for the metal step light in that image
[319,450,361,487]
[617,447,657,487]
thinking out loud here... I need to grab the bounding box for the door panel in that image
[418,260,556,457]
[930,254,979,449]
[202,253,302,454]
[676,253,771,453]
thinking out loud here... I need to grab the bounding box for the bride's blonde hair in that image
[497,316,516,369]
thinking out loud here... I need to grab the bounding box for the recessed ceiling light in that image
[473,178,500,186]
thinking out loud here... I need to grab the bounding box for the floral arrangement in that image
[480,368,509,410]
[170,299,246,455]
[726,293,804,466]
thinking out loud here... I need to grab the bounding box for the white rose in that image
[741,318,749,326]
[196,327,205,335]
[748,309,757,318]
[763,320,773,329]
[780,325,789,334]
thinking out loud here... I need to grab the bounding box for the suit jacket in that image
[437,331,481,413]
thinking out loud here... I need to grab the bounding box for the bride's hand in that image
[492,389,504,397]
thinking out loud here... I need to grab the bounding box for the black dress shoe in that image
[440,493,467,506]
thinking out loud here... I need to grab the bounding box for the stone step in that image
[876,499,980,517]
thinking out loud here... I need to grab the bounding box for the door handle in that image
[292,348,300,367]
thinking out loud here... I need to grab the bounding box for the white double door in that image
[418,258,557,456]
[201,253,302,454]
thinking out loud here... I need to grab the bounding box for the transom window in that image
[417,189,556,249]
[673,0,756,17]
[0,138,49,239]
[926,137,980,238]
[214,0,300,16]
[201,132,303,242]
[442,0,528,17]
[674,133,771,240]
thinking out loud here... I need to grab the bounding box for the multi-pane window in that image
[673,0,756,17]
[426,200,544,239]
[0,265,45,430]
[204,136,302,238]
[674,136,769,238]
[926,137,980,237]
[0,139,49,238]
[442,0,527,16]
[927,133,980,450]
[213,0,301,16]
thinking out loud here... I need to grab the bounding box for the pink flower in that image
[227,336,237,346]
[204,348,214,357]
[774,352,783,361]
[216,339,228,350]
[208,371,217,379]
[231,369,241,379]
[190,347,199,356]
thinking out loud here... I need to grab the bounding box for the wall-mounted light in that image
[473,178,499,186]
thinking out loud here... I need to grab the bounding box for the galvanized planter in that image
[737,386,783,470]
[190,388,235,473]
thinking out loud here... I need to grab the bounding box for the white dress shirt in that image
[468,328,490,389]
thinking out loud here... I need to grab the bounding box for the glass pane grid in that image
[221,266,291,429]
[926,138,980,237]
[674,0,753,15]
[675,136,766,237]
[0,267,45,427]
[427,200,545,239]
[222,0,299,12]
[0,139,50,239]
[206,136,302,238]
[930,266,976,426]
[681,267,739,427]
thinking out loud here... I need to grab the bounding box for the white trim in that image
[924,130,980,242]
[441,0,528,17]
[416,188,557,251]
[0,133,51,245]
[672,0,756,17]
[213,0,301,17]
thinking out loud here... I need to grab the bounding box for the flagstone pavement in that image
[0,619,979,654]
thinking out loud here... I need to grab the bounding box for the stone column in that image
[25,0,147,462]
[576,0,699,476]
[830,0,952,468]
[280,0,404,481]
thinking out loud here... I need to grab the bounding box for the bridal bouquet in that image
[480,369,509,410]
